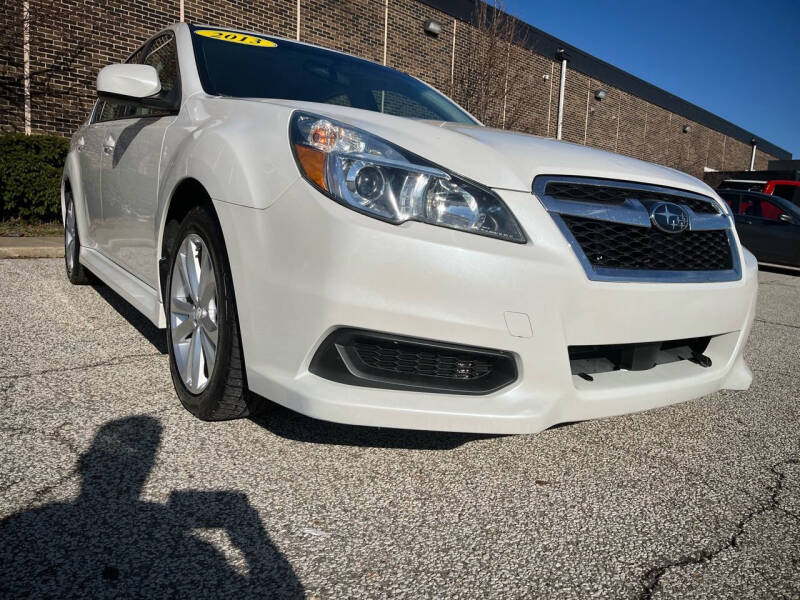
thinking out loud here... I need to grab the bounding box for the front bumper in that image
[214,179,757,434]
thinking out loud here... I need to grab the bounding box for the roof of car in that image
[716,188,776,199]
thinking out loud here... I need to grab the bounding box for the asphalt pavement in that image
[0,258,798,599]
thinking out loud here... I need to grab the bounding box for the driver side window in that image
[143,34,179,95]
[739,195,787,221]
[757,198,786,222]
[130,33,180,119]
[94,32,179,123]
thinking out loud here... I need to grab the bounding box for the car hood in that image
[243,98,714,196]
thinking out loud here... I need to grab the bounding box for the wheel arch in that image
[153,98,299,321]
[61,177,71,224]
[157,177,220,303]
[61,149,87,236]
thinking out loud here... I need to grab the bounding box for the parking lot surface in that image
[1,258,798,599]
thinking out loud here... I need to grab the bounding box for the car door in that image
[99,32,180,287]
[785,212,800,267]
[74,102,107,246]
[730,192,768,259]
[757,199,800,266]
[719,191,758,254]
[738,195,799,264]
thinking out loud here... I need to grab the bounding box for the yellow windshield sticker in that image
[195,29,277,48]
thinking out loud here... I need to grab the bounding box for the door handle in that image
[103,135,116,155]
[76,136,85,152]
[103,145,114,155]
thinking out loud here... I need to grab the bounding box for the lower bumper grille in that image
[561,215,733,271]
[352,341,493,380]
[310,328,517,394]
[569,336,712,376]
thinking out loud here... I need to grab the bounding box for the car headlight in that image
[290,112,526,243]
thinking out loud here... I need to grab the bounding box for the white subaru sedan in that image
[62,23,757,433]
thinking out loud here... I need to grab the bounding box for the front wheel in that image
[165,206,257,420]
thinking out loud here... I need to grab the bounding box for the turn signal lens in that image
[293,144,327,190]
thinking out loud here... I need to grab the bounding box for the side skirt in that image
[79,246,166,328]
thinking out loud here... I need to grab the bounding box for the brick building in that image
[0,0,790,177]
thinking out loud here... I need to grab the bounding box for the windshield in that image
[190,27,476,124]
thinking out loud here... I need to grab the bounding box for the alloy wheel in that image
[65,200,76,272]
[170,233,219,394]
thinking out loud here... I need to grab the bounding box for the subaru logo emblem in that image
[650,202,689,233]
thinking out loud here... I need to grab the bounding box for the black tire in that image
[64,189,91,285]
[165,206,259,421]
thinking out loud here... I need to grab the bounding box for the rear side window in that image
[739,195,787,221]
[759,198,785,221]
[739,194,758,216]
[771,185,800,207]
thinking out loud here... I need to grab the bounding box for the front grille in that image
[536,176,740,282]
[310,328,517,394]
[545,181,720,214]
[353,341,492,380]
[561,215,733,271]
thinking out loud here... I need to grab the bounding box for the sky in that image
[508,0,799,158]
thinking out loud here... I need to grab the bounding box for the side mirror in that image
[779,213,794,224]
[97,64,160,100]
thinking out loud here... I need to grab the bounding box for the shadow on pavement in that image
[0,415,304,599]
[91,283,168,354]
[87,282,491,451]
[251,397,497,450]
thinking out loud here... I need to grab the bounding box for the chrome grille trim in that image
[543,180,721,214]
[533,176,742,283]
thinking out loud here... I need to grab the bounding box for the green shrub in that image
[0,133,69,223]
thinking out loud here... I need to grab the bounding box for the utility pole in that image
[555,49,568,141]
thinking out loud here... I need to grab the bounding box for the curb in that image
[0,246,65,259]
[0,236,64,259]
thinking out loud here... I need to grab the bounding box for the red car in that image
[722,179,800,207]
[764,180,800,206]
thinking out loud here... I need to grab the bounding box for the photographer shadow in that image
[0,415,304,599]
